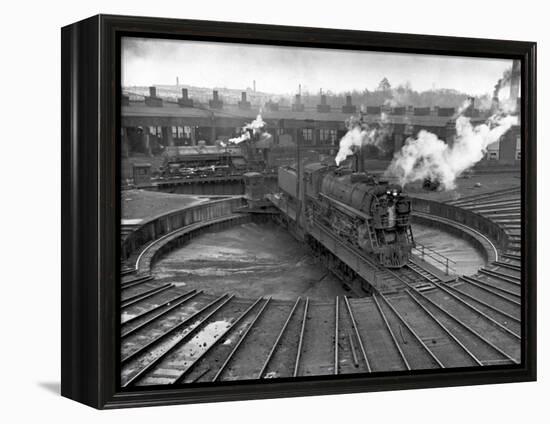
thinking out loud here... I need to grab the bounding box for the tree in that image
[377,77,391,92]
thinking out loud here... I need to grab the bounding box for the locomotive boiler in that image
[280,162,414,268]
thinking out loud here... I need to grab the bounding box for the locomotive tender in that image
[279,162,414,268]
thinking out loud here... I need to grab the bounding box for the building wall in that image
[122,102,520,166]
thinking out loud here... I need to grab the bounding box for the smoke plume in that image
[334,113,391,165]
[492,66,520,114]
[228,114,266,144]
[385,113,517,190]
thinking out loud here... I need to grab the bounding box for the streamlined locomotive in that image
[280,163,414,268]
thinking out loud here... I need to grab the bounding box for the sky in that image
[121,37,513,96]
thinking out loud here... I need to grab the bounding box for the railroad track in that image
[389,260,443,291]
[118,241,521,386]
[119,273,521,386]
[383,269,520,365]
[445,188,522,255]
[117,187,522,386]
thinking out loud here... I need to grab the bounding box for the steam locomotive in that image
[158,140,300,179]
[278,162,414,268]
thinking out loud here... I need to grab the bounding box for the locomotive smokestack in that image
[355,146,365,173]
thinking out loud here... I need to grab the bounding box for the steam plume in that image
[228,114,266,144]
[492,65,520,114]
[385,113,517,190]
[334,113,390,165]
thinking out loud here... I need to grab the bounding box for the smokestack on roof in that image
[209,90,223,109]
[145,86,163,107]
[342,95,356,113]
[317,94,330,113]
[238,91,251,110]
[178,88,193,107]
[292,94,304,112]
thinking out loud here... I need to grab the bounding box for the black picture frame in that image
[61,14,537,409]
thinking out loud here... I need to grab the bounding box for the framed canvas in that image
[61,14,537,409]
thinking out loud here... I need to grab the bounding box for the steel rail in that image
[449,191,521,206]
[472,206,521,214]
[212,298,271,382]
[121,289,198,326]
[334,296,339,375]
[443,284,520,323]
[121,282,171,303]
[447,187,520,205]
[122,295,234,387]
[400,268,423,284]
[502,253,521,261]
[293,298,309,377]
[121,290,201,338]
[459,200,521,210]
[406,289,517,364]
[378,293,444,368]
[121,283,174,308]
[372,294,410,370]
[385,268,485,365]
[479,268,521,284]
[459,275,521,298]
[343,297,371,372]
[493,261,522,272]
[348,332,359,367]
[121,275,153,289]
[472,212,521,219]
[432,282,521,340]
[258,297,301,379]
[172,297,264,385]
[407,261,443,282]
[404,290,484,366]
[121,268,136,276]
[121,293,228,365]
[459,277,521,305]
